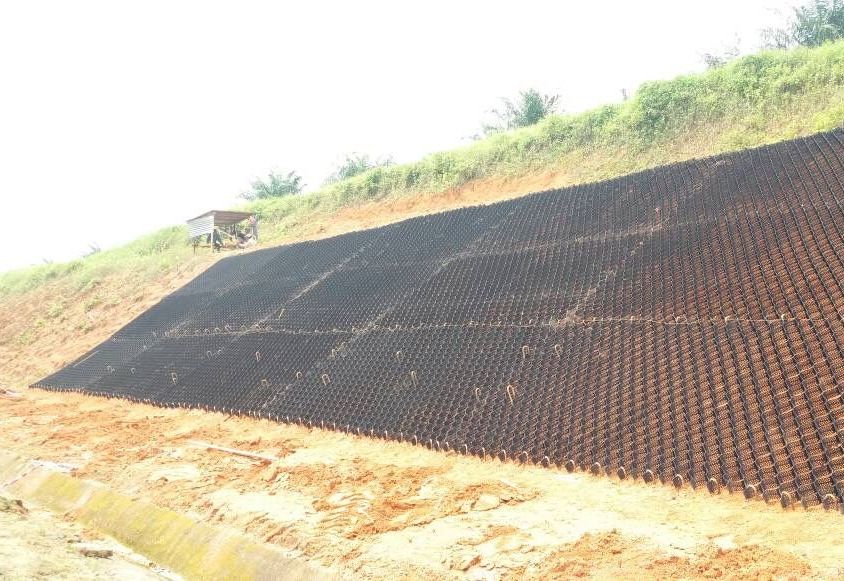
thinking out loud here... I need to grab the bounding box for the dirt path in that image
[0,493,174,580]
[1,389,842,579]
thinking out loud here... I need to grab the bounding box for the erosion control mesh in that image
[35,130,844,510]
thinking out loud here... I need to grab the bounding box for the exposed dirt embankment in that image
[0,172,557,392]
[1,389,843,579]
[2,170,843,579]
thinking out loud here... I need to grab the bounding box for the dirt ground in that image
[3,173,844,579]
[1,390,843,580]
[0,493,175,580]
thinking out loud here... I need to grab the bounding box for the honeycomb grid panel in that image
[33,130,844,509]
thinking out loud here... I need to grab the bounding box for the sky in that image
[0,0,803,271]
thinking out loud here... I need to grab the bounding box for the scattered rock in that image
[472,494,501,512]
[0,496,27,515]
[490,533,525,553]
[455,554,481,571]
[78,546,113,559]
[262,464,281,482]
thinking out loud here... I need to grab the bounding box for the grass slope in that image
[3,41,844,302]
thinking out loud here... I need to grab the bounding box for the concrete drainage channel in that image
[0,449,336,580]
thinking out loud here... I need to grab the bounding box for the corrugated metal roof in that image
[187,214,214,238]
[187,210,253,225]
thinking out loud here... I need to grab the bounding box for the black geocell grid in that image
[34,130,844,510]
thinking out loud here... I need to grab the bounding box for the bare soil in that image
[2,173,843,579]
[0,493,173,580]
[1,390,843,579]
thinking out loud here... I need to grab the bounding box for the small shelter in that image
[187,210,255,252]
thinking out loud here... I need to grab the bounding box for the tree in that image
[762,0,844,49]
[324,153,393,185]
[792,0,844,46]
[760,26,793,50]
[702,37,741,69]
[702,52,732,69]
[481,89,561,136]
[240,171,304,200]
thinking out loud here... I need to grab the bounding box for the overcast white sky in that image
[0,0,801,271]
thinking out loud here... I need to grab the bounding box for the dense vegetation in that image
[324,153,394,185]
[3,40,844,297]
[480,89,561,136]
[763,0,844,48]
[239,170,304,200]
[249,41,844,233]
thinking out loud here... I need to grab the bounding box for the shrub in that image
[240,171,304,200]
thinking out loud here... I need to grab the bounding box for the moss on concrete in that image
[0,450,332,580]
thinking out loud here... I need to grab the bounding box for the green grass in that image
[3,41,844,297]
[247,42,844,242]
[0,226,193,296]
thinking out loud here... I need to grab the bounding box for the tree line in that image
[239,88,561,201]
[705,0,844,67]
[241,0,844,201]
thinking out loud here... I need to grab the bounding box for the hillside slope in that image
[32,128,844,510]
[4,43,844,580]
[2,42,844,389]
